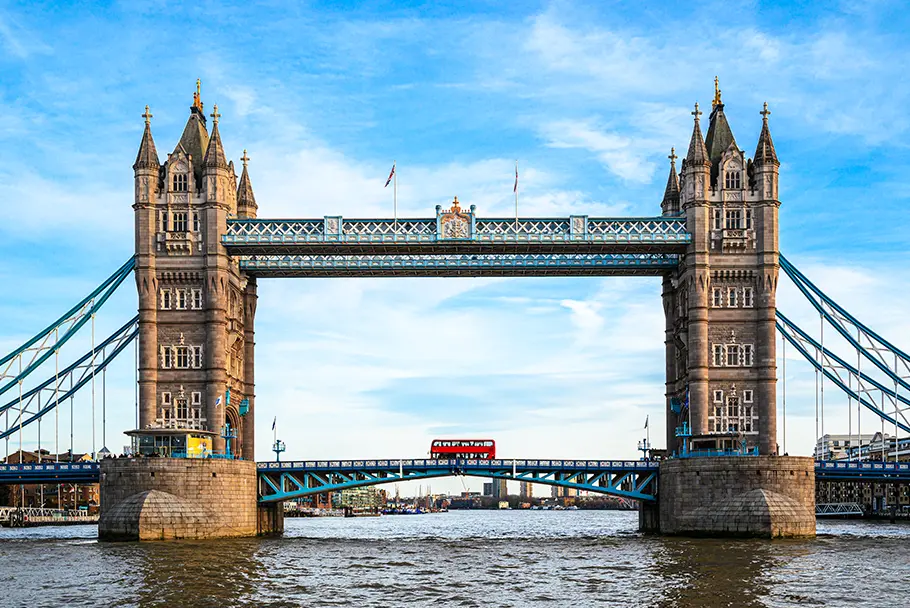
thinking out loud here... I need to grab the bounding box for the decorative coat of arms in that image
[439,197,471,239]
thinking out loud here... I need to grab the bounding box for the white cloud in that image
[540,119,656,183]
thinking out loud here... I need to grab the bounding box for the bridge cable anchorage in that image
[0,257,135,399]
[780,255,910,457]
[0,317,138,442]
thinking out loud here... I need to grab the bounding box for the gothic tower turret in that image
[133,106,161,433]
[132,83,256,459]
[664,80,781,456]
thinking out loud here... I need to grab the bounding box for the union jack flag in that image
[385,163,396,188]
[514,162,518,193]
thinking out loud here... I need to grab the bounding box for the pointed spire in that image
[704,77,737,168]
[237,149,257,215]
[203,104,229,170]
[661,147,680,214]
[754,102,779,166]
[133,105,160,171]
[685,102,710,166]
[175,82,210,183]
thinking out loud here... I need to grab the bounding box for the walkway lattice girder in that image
[238,253,681,278]
[222,216,690,257]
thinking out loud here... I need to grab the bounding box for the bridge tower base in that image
[639,456,815,538]
[98,458,283,541]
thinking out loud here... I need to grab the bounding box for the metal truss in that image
[815,460,910,482]
[222,216,689,255]
[0,462,100,485]
[0,317,138,441]
[779,255,910,434]
[0,257,135,400]
[257,458,660,503]
[777,312,910,433]
[238,253,681,277]
[815,502,863,516]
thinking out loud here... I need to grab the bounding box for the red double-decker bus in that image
[430,439,496,459]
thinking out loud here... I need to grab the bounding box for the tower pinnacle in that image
[713,76,722,109]
[133,106,159,171]
[193,79,203,112]
[754,102,779,166]
[685,103,709,165]
[203,104,228,170]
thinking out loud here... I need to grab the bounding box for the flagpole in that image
[393,160,398,230]
[514,159,519,232]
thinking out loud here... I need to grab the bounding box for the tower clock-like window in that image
[173,173,188,192]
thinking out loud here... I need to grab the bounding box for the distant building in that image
[551,485,577,498]
[333,486,383,512]
[491,479,508,498]
[519,481,532,499]
[814,433,877,460]
[482,482,493,496]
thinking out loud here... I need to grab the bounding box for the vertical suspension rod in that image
[90,314,96,460]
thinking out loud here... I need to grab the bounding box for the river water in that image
[0,511,908,607]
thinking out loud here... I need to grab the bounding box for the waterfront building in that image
[813,433,877,460]
[814,433,909,461]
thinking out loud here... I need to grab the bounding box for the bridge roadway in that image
[1,459,908,501]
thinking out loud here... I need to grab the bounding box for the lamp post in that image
[272,439,286,462]
[221,424,236,458]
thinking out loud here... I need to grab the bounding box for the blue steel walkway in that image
[257,459,660,503]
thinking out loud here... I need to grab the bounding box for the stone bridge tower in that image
[132,83,258,458]
[662,82,780,456]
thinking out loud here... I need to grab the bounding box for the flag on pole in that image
[272,416,276,431]
[644,415,649,429]
[513,161,519,193]
[215,395,222,407]
[384,163,396,188]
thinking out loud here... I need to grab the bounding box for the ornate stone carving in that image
[325,217,339,234]
[572,216,585,234]
[439,197,471,239]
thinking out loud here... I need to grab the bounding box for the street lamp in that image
[272,439,286,462]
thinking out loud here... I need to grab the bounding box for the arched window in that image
[173,173,188,192]
[724,171,741,189]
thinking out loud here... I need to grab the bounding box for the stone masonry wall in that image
[645,456,815,538]
[99,458,274,541]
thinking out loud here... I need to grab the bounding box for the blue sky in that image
[2,1,909,492]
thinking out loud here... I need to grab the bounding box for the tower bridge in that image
[2,81,909,540]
